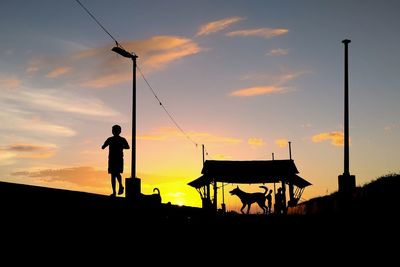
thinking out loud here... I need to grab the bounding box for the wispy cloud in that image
[301,123,313,128]
[0,76,21,89]
[235,68,311,97]
[248,138,266,147]
[46,66,72,78]
[266,48,289,56]
[275,139,288,148]
[212,154,233,160]
[196,17,245,36]
[0,107,76,137]
[226,28,288,38]
[384,122,400,132]
[0,151,16,166]
[312,131,346,146]
[139,127,242,144]
[230,86,287,97]
[0,143,57,159]
[79,72,131,89]
[140,36,201,71]
[240,69,311,85]
[4,87,120,118]
[26,35,201,89]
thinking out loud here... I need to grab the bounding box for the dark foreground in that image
[1,181,399,261]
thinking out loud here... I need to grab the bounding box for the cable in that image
[137,65,199,147]
[75,0,120,47]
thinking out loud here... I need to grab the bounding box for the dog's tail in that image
[153,188,160,195]
[259,185,268,195]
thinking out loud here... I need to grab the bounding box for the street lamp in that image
[112,45,140,200]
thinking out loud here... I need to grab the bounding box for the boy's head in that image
[112,125,121,136]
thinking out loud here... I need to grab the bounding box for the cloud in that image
[79,72,132,89]
[240,68,311,85]
[236,68,311,97]
[312,131,346,146]
[196,17,245,36]
[1,144,53,152]
[0,143,57,159]
[230,86,287,97]
[266,48,289,56]
[275,139,288,148]
[0,108,76,137]
[46,67,72,78]
[0,76,21,89]
[384,123,400,132]
[212,154,233,160]
[248,138,266,147]
[3,87,120,118]
[139,127,242,144]
[141,36,201,71]
[26,36,201,89]
[301,123,313,128]
[0,151,17,166]
[81,36,201,88]
[226,28,288,38]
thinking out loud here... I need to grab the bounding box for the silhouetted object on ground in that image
[266,189,273,214]
[188,160,311,213]
[140,188,162,207]
[338,39,356,195]
[229,186,269,214]
[290,173,400,216]
[274,187,285,215]
[102,124,130,196]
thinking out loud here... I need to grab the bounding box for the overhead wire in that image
[137,65,199,147]
[75,0,120,46]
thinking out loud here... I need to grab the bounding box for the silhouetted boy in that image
[102,125,130,196]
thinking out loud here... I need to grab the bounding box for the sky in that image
[1,0,399,212]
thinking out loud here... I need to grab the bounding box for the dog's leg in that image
[246,204,251,214]
[240,203,246,214]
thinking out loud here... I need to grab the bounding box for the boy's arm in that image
[102,138,109,149]
[123,138,130,149]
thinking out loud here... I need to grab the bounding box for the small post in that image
[272,152,275,160]
[288,141,292,160]
[202,144,205,165]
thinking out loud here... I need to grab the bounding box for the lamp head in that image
[112,46,137,59]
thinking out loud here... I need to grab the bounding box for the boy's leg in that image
[117,174,124,195]
[110,174,116,196]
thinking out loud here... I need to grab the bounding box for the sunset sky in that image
[1,0,399,212]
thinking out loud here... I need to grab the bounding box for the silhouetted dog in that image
[140,188,162,206]
[229,186,268,214]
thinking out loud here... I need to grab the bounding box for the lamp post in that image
[112,46,140,200]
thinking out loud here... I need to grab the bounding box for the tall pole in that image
[338,39,356,194]
[342,39,350,176]
[132,55,138,179]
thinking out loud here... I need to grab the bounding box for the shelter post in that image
[213,179,218,211]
